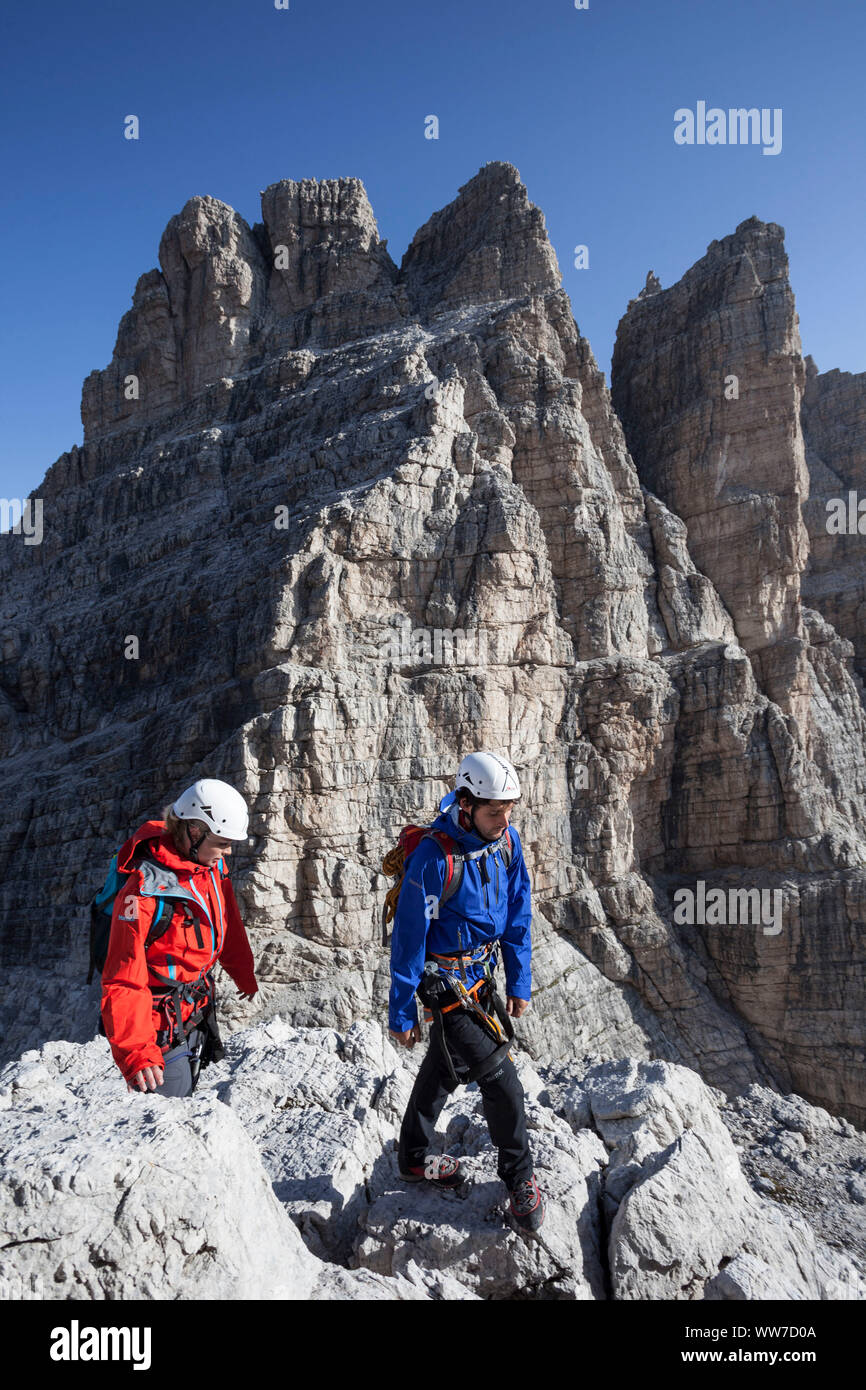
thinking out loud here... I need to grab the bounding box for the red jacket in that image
[101,820,258,1081]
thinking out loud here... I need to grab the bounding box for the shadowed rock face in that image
[800,356,866,685]
[2,165,865,1129]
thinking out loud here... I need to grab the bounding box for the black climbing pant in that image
[398,1007,533,1186]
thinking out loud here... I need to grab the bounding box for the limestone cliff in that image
[800,356,866,684]
[2,167,865,1132]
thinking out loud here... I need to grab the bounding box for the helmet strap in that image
[460,799,495,843]
[185,824,208,864]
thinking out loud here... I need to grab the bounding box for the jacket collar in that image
[117,820,212,879]
[432,803,504,852]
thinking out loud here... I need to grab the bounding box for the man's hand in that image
[506,997,530,1018]
[237,989,257,1000]
[389,1022,422,1049]
[127,1066,164,1092]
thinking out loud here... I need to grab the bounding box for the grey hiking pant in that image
[152,1026,205,1098]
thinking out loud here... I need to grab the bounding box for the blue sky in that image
[1,0,864,507]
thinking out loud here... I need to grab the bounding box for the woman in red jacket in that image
[101,778,259,1097]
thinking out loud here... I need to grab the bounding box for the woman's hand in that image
[127,1066,164,1092]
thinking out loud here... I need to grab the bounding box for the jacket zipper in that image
[209,868,224,954]
[187,876,217,962]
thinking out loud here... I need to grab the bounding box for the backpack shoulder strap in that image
[380,825,466,948]
[143,897,168,949]
[425,830,464,906]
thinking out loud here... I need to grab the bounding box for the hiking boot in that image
[508,1175,545,1231]
[399,1154,463,1187]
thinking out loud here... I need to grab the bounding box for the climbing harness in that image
[418,940,515,1088]
[149,966,216,1051]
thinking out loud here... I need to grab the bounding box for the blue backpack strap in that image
[144,897,166,947]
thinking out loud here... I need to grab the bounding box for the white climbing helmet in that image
[172,778,249,840]
[455,752,521,802]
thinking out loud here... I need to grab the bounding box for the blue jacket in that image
[388,797,533,1032]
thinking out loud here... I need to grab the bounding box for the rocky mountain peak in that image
[399,160,562,314]
[637,270,662,299]
[258,175,398,318]
[78,163,563,446]
[2,165,866,1147]
[612,211,809,714]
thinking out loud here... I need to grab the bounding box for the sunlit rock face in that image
[2,166,865,1131]
[2,1022,863,1301]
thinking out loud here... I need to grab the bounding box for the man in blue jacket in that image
[388,751,545,1231]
